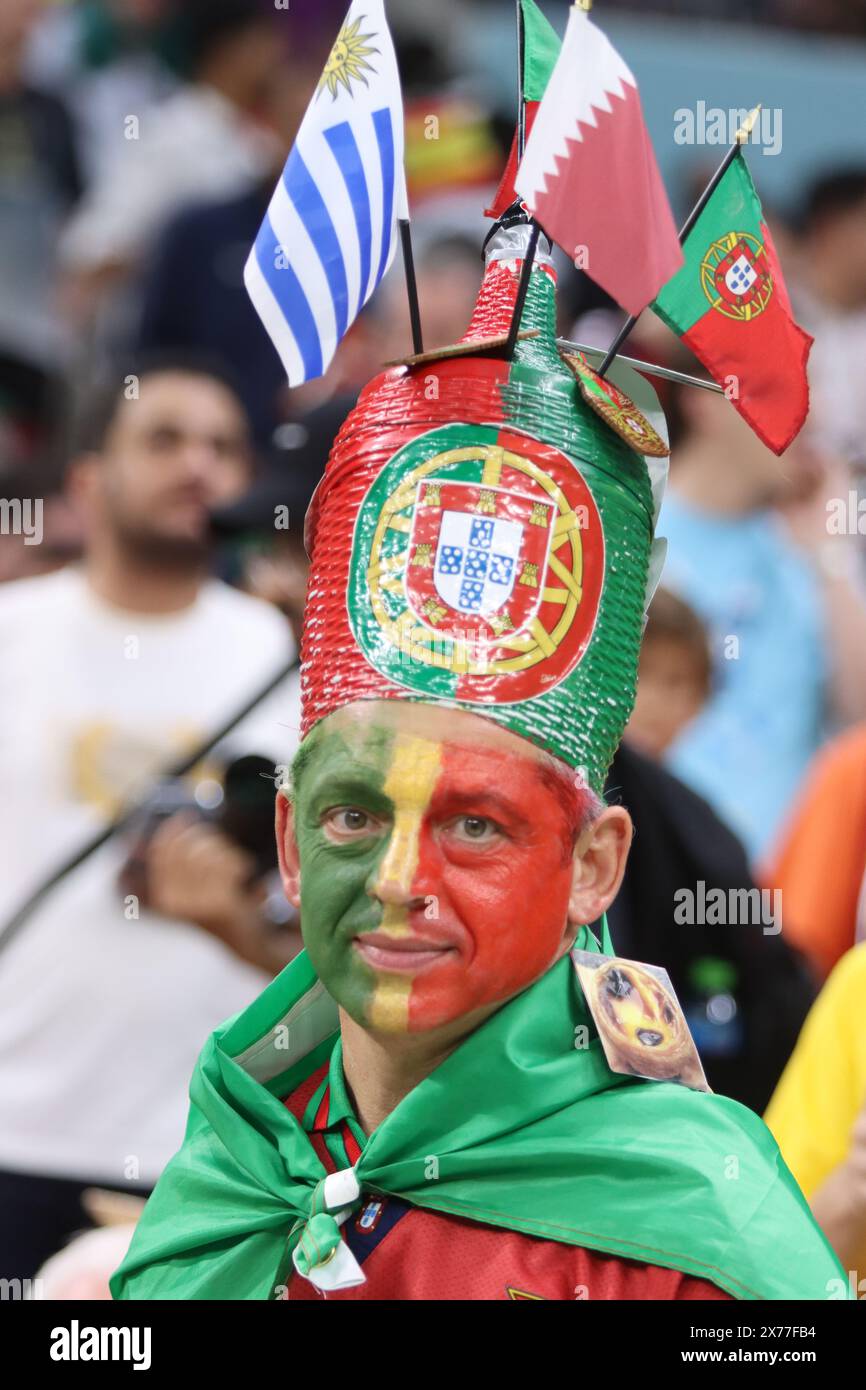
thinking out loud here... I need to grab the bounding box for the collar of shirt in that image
[301,1038,367,1158]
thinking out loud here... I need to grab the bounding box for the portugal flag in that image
[485,0,561,220]
[650,149,813,455]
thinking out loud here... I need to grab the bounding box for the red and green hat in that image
[300,224,668,792]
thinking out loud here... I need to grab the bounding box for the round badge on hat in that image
[561,351,670,459]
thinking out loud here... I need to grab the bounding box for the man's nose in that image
[178,440,219,478]
[372,822,422,900]
[369,733,442,911]
[369,820,424,906]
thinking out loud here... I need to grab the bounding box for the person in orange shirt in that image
[761,723,866,979]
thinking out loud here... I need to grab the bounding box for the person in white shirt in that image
[0,357,300,1282]
[59,0,284,319]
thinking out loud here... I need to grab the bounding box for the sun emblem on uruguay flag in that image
[317,15,379,100]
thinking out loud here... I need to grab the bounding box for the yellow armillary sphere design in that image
[349,425,606,705]
[700,229,773,322]
[317,16,379,100]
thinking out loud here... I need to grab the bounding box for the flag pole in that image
[504,0,542,361]
[557,338,724,394]
[504,220,542,360]
[399,217,423,355]
[595,103,762,379]
[516,0,527,161]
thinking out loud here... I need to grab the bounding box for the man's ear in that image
[566,805,632,931]
[275,791,301,909]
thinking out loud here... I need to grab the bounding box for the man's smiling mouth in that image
[353,932,457,973]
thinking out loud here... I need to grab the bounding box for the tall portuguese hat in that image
[300,219,669,792]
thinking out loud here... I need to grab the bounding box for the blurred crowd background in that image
[2,0,866,1298]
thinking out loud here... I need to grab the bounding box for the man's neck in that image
[339,1008,477,1136]
[85,540,204,615]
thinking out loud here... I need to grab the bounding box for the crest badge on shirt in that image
[572,950,710,1092]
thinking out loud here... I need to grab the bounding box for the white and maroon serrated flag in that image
[515,4,683,318]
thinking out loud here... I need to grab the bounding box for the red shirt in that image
[282,1062,732,1302]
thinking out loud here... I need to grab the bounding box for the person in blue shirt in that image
[657,369,866,862]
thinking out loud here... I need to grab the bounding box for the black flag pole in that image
[596,104,762,379]
[399,217,423,355]
[504,220,542,360]
[504,0,541,361]
[516,0,527,161]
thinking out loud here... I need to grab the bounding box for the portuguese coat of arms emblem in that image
[348,423,605,705]
[700,231,773,321]
[404,481,554,642]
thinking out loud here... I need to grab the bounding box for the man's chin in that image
[118,527,211,571]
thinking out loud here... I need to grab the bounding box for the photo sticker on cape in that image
[572,951,710,1092]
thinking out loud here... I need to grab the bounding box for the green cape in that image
[112,928,845,1301]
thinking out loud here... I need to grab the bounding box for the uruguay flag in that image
[245,0,407,386]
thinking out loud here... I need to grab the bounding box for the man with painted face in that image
[113,223,845,1302]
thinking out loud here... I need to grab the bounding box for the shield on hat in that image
[405,481,554,644]
[350,423,606,706]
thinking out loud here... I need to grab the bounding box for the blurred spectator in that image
[0,357,301,1282]
[211,395,356,643]
[133,34,320,442]
[0,0,82,372]
[792,168,866,466]
[372,232,484,364]
[658,379,866,862]
[34,1222,139,1301]
[59,0,285,323]
[136,181,285,445]
[606,741,816,1114]
[761,723,866,978]
[24,0,180,184]
[33,1185,143,1300]
[626,586,711,760]
[765,943,866,1278]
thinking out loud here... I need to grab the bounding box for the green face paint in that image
[291,717,396,1029]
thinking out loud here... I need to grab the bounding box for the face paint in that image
[291,705,583,1037]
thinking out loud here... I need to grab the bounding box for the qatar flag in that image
[515,5,682,318]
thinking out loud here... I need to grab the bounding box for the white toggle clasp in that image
[323,1166,361,1210]
[292,1167,366,1293]
[294,1238,366,1293]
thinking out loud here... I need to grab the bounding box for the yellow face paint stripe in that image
[368,976,413,1033]
[375,733,443,929]
[368,733,443,1033]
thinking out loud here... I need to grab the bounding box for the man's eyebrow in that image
[432,787,532,823]
[304,769,392,809]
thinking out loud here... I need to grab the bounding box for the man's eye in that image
[323,807,378,838]
[148,427,182,451]
[450,816,499,843]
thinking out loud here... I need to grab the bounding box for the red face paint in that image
[399,742,580,1032]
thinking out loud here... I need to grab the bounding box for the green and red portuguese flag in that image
[650,147,813,455]
[485,0,561,218]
